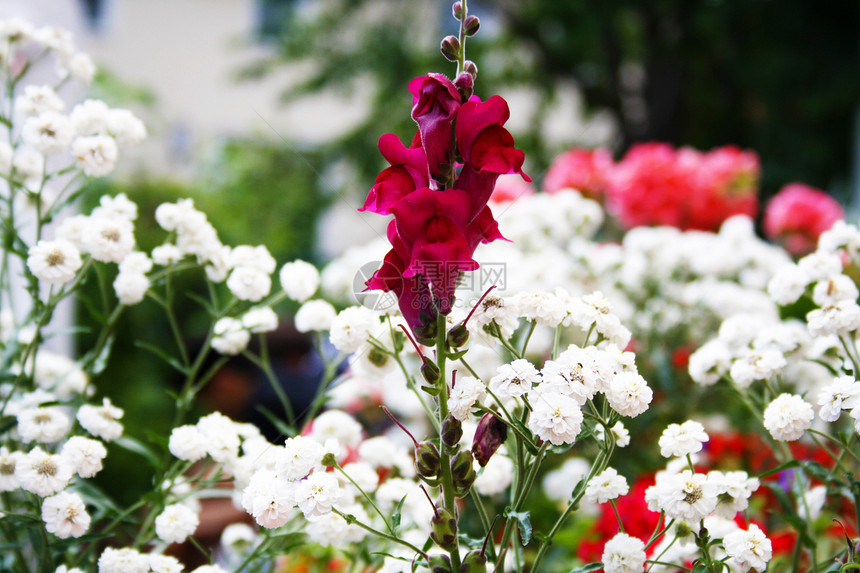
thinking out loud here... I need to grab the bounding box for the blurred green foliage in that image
[247,0,859,199]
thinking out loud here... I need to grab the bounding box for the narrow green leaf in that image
[390,494,407,532]
[135,341,188,375]
[757,459,800,479]
[89,335,115,375]
[185,291,217,317]
[567,564,603,573]
[113,436,162,470]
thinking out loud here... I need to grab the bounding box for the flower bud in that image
[367,345,389,368]
[441,415,463,450]
[421,360,441,385]
[452,2,464,19]
[463,60,478,79]
[453,468,477,498]
[459,550,487,573]
[431,506,459,550]
[429,554,453,573]
[463,15,480,36]
[450,450,474,481]
[415,441,441,478]
[447,322,470,348]
[441,36,460,62]
[471,412,507,467]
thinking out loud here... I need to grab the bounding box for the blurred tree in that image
[244,0,859,199]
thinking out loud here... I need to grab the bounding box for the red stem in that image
[381,405,419,448]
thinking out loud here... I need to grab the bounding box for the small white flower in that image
[0,448,23,492]
[97,547,149,573]
[230,245,276,274]
[168,425,208,462]
[211,318,250,356]
[13,146,45,189]
[510,290,568,327]
[294,300,337,332]
[227,266,272,302]
[277,436,325,481]
[16,446,74,497]
[196,412,241,462]
[763,393,814,441]
[527,392,583,445]
[817,375,860,422]
[658,420,708,458]
[489,359,541,399]
[151,244,184,266]
[605,372,653,417]
[113,272,149,305]
[710,470,759,518]
[241,307,279,333]
[17,406,72,443]
[42,491,91,538]
[645,470,717,523]
[77,398,124,441]
[72,135,118,177]
[448,375,487,421]
[329,306,379,353]
[767,264,810,305]
[27,239,82,284]
[595,421,631,447]
[81,216,135,263]
[70,100,110,136]
[584,467,629,504]
[543,457,590,502]
[295,471,341,518]
[22,111,74,154]
[807,300,860,337]
[61,436,107,478]
[601,532,647,573]
[241,469,297,528]
[106,108,147,145]
[154,503,199,544]
[15,85,64,117]
[62,53,96,86]
[310,411,363,448]
[723,523,773,572]
[688,339,732,386]
[280,259,320,302]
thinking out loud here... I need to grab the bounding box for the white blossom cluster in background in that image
[690,219,860,441]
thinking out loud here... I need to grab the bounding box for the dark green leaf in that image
[800,460,843,486]
[89,334,115,375]
[505,509,532,545]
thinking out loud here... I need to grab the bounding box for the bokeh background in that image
[7,0,858,499]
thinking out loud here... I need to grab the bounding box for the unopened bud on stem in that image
[441,35,460,62]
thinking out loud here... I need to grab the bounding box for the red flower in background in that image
[361,74,528,342]
[763,182,845,257]
[605,143,759,231]
[544,147,613,200]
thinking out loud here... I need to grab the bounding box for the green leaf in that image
[505,509,532,545]
[113,436,162,470]
[800,460,843,486]
[89,334,115,375]
[185,291,217,317]
[390,494,407,532]
[135,341,188,375]
[568,564,603,573]
[757,459,800,479]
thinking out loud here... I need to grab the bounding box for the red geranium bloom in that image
[764,182,845,257]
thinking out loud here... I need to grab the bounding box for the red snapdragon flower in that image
[361,74,528,342]
[763,182,845,257]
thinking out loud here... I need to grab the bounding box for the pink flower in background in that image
[490,173,535,204]
[606,142,697,229]
[688,145,760,231]
[764,183,845,256]
[544,147,613,200]
[605,143,760,231]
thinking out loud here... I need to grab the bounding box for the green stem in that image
[332,508,428,559]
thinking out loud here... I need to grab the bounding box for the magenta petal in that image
[409,75,461,184]
[390,188,472,244]
[465,206,508,250]
[360,166,417,214]
[469,125,527,177]
[454,166,499,220]
[378,132,430,188]
[456,96,511,162]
